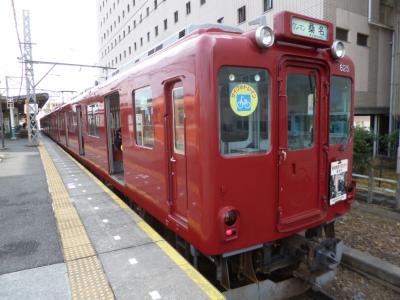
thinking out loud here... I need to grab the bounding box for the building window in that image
[132,0,135,6]
[186,2,191,15]
[119,53,122,61]
[127,4,130,12]
[146,7,149,16]
[154,0,158,9]
[133,86,154,147]
[124,50,126,58]
[134,20,136,28]
[134,42,137,50]
[336,27,348,42]
[238,6,246,24]
[174,11,178,23]
[147,32,150,42]
[140,14,142,23]
[357,33,368,46]
[123,30,126,38]
[263,0,273,12]
[155,25,159,36]
[129,46,131,55]
[128,25,131,33]
[87,104,100,137]
[140,37,143,46]
[200,0,206,5]
[164,18,168,30]
[118,16,120,23]
[217,17,224,23]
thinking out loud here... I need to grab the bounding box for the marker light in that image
[225,228,236,237]
[255,25,275,48]
[331,41,346,59]
[224,210,238,226]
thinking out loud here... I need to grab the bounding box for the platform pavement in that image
[0,136,224,300]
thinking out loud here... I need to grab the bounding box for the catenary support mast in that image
[23,10,39,146]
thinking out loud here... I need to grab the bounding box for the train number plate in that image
[329,159,348,205]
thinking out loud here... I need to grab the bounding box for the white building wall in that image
[96,0,326,72]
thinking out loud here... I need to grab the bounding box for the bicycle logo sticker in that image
[230,84,258,117]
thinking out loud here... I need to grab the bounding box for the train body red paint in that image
[41,12,356,288]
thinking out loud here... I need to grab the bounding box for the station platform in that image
[0,136,224,300]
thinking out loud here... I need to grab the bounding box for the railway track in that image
[306,289,337,300]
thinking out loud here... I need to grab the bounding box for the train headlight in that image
[255,25,275,48]
[331,41,345,59]
[224,210,238,226]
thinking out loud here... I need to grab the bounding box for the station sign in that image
[274,11,333,48]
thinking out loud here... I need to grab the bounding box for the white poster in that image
[329,159,348,205]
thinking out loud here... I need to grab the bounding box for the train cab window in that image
[133,86,154,147]
[218,67,270,156]
[330,76,351,144]
[87,103,100,137]
[286,73,316,150]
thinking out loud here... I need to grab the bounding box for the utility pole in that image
[0,100,5,150]
[23,10,39,146]
[5,76,16,139]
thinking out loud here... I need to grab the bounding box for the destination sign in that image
[291,17,328,41]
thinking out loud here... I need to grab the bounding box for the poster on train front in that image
[329,159,348,205]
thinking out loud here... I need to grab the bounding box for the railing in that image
[353,172,397,203]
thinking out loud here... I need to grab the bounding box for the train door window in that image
[87,103,100,137]
[286,73,316,150]
[329,76,351,144]
[69,111,75,133]
[172,87,185,154]
[133,86,154,148]
[218,67,270,156]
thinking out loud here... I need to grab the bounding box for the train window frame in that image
[133,86,155,149]
[218,66,271,157]
[329,76,352,145]
[87,103,100,138]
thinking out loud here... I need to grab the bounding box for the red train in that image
[42,11,355,291]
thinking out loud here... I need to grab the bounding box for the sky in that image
[0,0,99,100]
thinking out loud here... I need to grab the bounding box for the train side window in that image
[87,103,100,137]
[218,67,270,156]
[133,86,154,148]
[329,76,351,144]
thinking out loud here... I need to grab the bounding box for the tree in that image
[353,126,375,173]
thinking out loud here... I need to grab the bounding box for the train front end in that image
[198,11,356,291]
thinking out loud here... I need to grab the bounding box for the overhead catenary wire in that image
[10,0,25,99]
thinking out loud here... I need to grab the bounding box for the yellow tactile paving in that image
[67,256,114,300]
[38,145,115,300]
[64,244,96,261]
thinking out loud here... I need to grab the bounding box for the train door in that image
[277,63,328,232]
[105,93,124,182]
[64,111,69,146]
[166,81,188,221]
[76,105,85,155]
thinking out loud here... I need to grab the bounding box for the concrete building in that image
[96,0,400,155]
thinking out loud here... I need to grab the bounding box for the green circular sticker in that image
[230,84,258,117]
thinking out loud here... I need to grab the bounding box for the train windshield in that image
[329,76,352,144]
[218,67,270,156]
